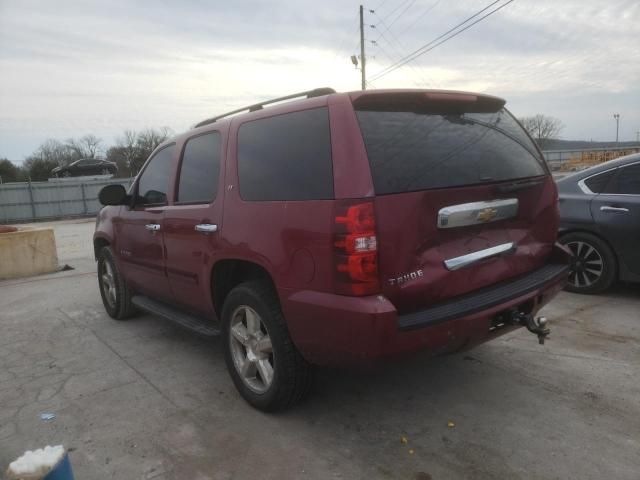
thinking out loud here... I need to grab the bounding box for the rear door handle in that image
[145,223,161,231]
[195,224,218,233]
[600,206,629,213]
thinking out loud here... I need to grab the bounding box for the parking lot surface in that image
[1,219,638,479]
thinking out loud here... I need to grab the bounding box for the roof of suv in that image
[158,88,508,153]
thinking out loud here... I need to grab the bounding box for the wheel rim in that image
[100,259,117,308]
[229,305,274,394]
[566,240,604,289]
[102,168,109,175]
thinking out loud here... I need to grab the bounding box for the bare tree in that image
[519,115,564,150]
[36,139,75,166]
[115,130,141,175]
[112,127,173,176]
[66,134,103,159]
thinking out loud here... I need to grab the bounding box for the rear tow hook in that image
[511,311,550,345]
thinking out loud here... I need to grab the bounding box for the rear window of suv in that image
[237,108,333,201]
[356,108,546,194]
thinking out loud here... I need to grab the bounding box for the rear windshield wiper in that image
[496,178,545,193]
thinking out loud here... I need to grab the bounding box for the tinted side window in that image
[238,108,333,201]
[612,164,640,194]
[584,170,616,193]
[177,132,221,204]
[137,145,174,205]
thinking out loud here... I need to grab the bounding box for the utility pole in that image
[636,129,639,143]
[613,113,620,143]
[359,5,366,90]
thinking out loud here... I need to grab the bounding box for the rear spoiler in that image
[350,90,506,114]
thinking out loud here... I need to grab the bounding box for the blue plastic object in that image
[43,453,75,480]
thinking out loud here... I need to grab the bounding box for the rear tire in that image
[97,246,136,319]
[559,232,616,294]
[221,281,314,412]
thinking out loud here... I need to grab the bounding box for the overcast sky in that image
[1,0,639,161]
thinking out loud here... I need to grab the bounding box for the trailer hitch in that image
[510,311,550,345]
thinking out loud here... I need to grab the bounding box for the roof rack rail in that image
[194,87,336,128]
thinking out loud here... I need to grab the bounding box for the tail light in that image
[333,200,380,296]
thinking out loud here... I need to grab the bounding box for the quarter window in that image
[137,145,175,205]
[584,170,616,193]
[612,164,640,194]
[237,108,334,201]
[177,132,222,204]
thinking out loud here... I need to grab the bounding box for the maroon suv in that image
[95,88,569,411]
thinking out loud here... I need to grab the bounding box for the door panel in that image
[116,143,176,300]
[590,196,640,275]
[590,163,640,275]
[164,205,222,316]
[163,130,225,316]
[116,207,172,298]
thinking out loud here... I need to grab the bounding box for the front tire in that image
[221,281,314,412]
[97,246,136,319]
[560,232,616,294]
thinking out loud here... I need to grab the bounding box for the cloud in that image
[1,0,639,160]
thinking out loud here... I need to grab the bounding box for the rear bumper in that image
[397,263,568,331]
[282,245,570,367]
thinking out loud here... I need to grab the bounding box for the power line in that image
[402,0,442,37]
[370,13,433,86]
[383,0,418,32]
[369,0,504,81]
[375,0,413,23]
[370,40,427,87]
[373,0,391,11]
[369,0,513,82]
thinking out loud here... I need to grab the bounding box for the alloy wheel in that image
[101,259,117,308]
[229,305,274,394]
[566,241,604,289]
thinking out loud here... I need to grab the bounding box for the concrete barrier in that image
[0,227,59,280]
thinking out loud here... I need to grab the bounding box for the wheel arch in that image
[211,258,278,317]
[93,236,110,260]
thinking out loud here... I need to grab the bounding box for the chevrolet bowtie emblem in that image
[477,207,498,223]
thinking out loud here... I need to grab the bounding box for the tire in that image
[560,232,616,294]
[221,281,314,412]
[97,246,136,319]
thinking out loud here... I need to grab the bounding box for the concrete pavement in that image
[1,219,638,479]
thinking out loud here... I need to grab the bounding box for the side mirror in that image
[98,184,128,206]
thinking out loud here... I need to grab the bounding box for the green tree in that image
[22,156,59,181]
[0,158,22,183]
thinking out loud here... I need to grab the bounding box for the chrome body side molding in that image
[444,242,516,271]
[437,198,519,229]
